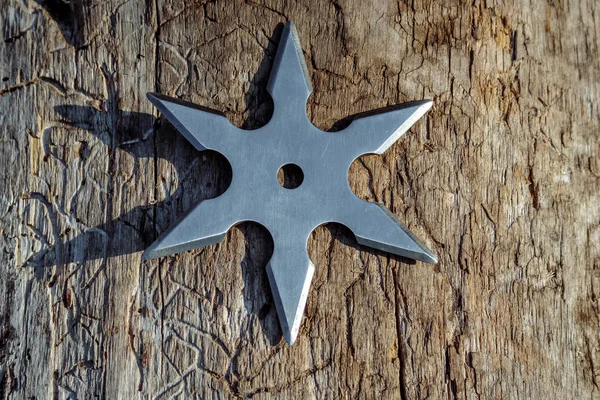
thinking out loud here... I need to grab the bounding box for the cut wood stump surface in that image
[0,0,599,398]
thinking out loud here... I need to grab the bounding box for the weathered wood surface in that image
[1,0,599,398]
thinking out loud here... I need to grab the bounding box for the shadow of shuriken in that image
[50,104,231,266]
[34,0,86,48]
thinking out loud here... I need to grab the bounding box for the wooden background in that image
[1,0,599,398]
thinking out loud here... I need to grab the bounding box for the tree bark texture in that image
[0,0,599,398]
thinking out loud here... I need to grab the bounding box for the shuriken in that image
[143,22,437,344]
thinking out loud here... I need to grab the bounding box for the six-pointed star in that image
[143,22,437,345]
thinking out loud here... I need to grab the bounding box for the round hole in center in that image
[277,163,304,189]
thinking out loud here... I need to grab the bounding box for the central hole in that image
[277,163,304,189]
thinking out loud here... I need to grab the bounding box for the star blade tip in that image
[420,99,434,111]
[267,21,312,105]
[283,20,296,32]
[416,247,438,264]
[279,307,303,345]
[146,91,172,113]
[398,234,438,265]
[141,240,166,261]
[408,99,434,118]
[146,92,170,107]
[267,256,314,346]
[348,202,439,265]
[141,249,154,261]
[282,323,299,345]
[281,21,300,42]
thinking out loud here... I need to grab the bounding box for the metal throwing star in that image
[143,22,437,344]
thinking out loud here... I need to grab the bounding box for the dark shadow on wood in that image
[50,105,232,265]
[34,0,86,48]
[239,25,281,130]
[236,223,281,345]
[321,223,417,266]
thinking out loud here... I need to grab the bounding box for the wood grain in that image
[1,0,598,398]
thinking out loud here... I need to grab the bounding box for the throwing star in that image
[143,22,437,344]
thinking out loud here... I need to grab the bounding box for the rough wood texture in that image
[1,0,599,398]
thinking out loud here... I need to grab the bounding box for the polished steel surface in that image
[143,22,437,344]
